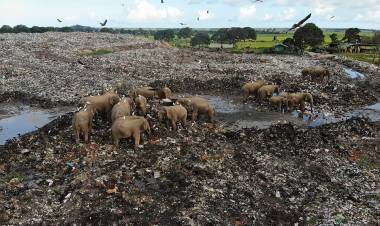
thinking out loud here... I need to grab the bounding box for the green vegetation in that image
[79,48,114,56]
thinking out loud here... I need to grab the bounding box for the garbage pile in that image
[0,32,378,113]
[0,32,379,225]
[0,112,378,225]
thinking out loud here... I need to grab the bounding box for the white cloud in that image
[198,10,213,20]
[239,5,256,19]
[127,0,183,21]
[355,5,380,21]
[282,8,296,20]
[313,0,335,16]
[263,13,273,21]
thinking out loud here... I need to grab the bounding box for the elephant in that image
[288,92,314,113]
[111,97,134,122]
[129,87,157,99]
[242,80,268,99]
[134,95,147,115]
[73,104,96,144]
[269,96,288,112]
[156,86,173,99]
[158,105,187,130]
[257,85,280,103]
[111,116,151,149]
[177,96,215,122]
[302,67,331,82]
[79,92,120,115]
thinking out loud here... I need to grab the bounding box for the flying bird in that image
[251,0,263,2]
[207,10,209,14]
[180,23,187,26]
[57,19,62,23]
[288,13,311,32]
[161,0,164,3]
[330,16,335,20]
[100,19,108,26]
[197,17,200,21]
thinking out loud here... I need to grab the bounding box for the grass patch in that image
[340,52,380,65]
[79,48,114,56]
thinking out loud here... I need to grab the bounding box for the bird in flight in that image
[251,0,263,2]
[207,10,209,14]
[57,19,62,23]
[161,0,164,3]
[180,23,187,26]
[330,16,335,20]
[100,19,108,26]
[288,13,311,32]
[197,17,200,21]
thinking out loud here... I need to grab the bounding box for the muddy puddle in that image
[344,67,366,79]
[0,102,73,145]
[182,94,308,130]
[178,94,380,130]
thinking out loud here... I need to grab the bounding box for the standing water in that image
[0,103,72,145]
[343,67,366,79]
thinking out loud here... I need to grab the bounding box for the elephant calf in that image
[269,96,288,112]
[158,105,187,130]
[73,105,96,144]
[156,86,172,99]
[111,116,151,149]
[288,92,314,113]
[177,96,215,122]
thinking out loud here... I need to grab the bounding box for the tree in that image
[329,33,339,44]
[343,28,361,43]
[99,27,113,33]
[212,28,229,48]
[190,32,210,48]
[154,29,175,42]
[178,27,193,39]
[293,23,324,49]
[0,25,13,33]
[31,26,49,33]
[13,24,30,33]
[372,32,380,44]
[243,27,257,40]
[59,27,73,32]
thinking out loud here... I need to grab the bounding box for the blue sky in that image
[0,0,379,29]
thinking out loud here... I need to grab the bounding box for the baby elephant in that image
[111,98,134,122]
[289,92,314,113]
[302,67,330,83]
[73,105,96,144]
[111,116,151,149]
[177,97,215,122]
[257,85,280,103]
[134,95,147,115]
[242,80,268,100]
[269,96,288,112]
[158,105,187,130]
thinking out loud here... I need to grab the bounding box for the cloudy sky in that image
[0,0,379,29]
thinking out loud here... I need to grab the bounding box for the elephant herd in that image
[73,86,215,148]
[242,66,330,113]
[73,67,328,149]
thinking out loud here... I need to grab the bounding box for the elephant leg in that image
[113,134,120,149]
[133,131,141,149]
[171,120,177,130]
[84,128,89,143]
[192,109,198,122]
[181,116,187,128]
[75,128,80,144]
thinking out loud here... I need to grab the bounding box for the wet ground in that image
[0,102,73,145]
[343,67,366,79]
